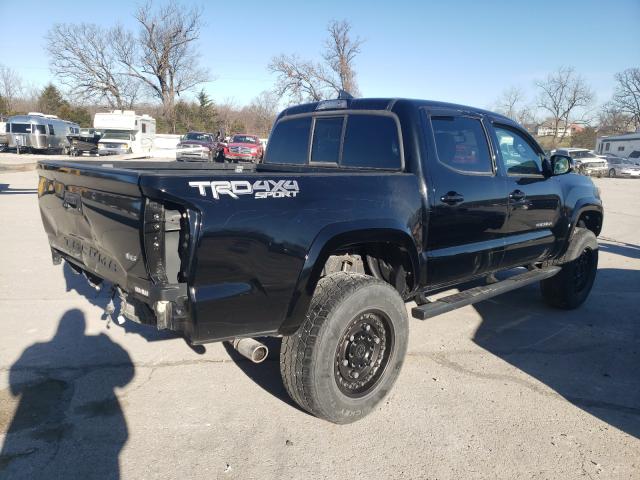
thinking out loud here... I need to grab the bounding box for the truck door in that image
[423,109,509,286]
[490,124,562,267]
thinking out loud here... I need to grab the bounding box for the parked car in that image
[628,150,640,164]
[554,148,608,176]
[67,129,103,156]
[221,134,264,163]
[36,97,602,424]
[176,132,219,162]
[605,156,640,177]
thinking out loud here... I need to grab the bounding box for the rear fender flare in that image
[279,220,420,335]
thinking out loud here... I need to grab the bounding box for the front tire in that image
[280,272,408,424]
[609,168,616,178]
[541,227,598,309]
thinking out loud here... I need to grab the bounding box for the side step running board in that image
[411,266,561,320]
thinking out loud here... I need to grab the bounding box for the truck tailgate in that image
[37,161,149,288]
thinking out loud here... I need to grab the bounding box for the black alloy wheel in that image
[334,310,394,397]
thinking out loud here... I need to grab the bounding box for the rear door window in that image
[431,116,492,173]
[311,117,344,163]
[34,125,46,134]
[341,115,401,169]
[264,117,312,165]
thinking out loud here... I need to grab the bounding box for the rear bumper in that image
[54,248,191,336]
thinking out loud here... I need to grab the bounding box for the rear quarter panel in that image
[140,171,422,343]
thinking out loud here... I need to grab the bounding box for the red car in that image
[221,134,264,163]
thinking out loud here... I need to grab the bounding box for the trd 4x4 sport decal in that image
[188,179,299,199]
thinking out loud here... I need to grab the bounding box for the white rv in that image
[94,110,156,156]
[596,132,640,159]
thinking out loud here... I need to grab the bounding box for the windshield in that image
[184,133,212,142]
[102,130,134,141]
[231,135,258,144]
[571,150,598,159]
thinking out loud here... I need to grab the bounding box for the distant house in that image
[536,120,586,138]
[595,132,640,157]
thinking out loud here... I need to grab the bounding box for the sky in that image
[1,0,639,113]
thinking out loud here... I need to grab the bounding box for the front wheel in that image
[541,227,598,309]
[608,168,616,178]
[280,272,408,424]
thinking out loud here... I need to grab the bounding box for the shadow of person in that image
[0,309,135,479]
[472,267,640,439]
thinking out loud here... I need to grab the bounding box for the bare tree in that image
[597,105,635,136]
[535,66,594,147]
[268,54,328,103]
[268,19,363,103]
[494,86,535,125]
[246,91,279,137]
[323,20,363,96]
[0,64,24,112]
[46,23,139,110]
[112,1,209,132]
[609,68,640,131]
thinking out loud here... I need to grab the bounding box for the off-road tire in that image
[280,272,409,424]
[541,227,598,309]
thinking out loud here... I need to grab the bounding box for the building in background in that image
[536,120,586,138]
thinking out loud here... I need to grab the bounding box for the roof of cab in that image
[277,97,514,124]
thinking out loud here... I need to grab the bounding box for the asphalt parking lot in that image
[0,171,638,479]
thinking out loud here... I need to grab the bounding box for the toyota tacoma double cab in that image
[36,97,603,424]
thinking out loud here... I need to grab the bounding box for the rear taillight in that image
[143,199,192,285]
[143,200,168,283]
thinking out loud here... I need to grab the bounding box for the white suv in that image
[555,148,608,176]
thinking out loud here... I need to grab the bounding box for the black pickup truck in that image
[36,97,603,423]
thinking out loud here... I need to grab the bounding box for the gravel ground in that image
[0,171,638,479]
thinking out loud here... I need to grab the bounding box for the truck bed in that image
[37,158,422,344]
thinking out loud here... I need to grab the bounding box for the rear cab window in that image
[264,117,312,165]
[311,117,344,163]
[265,112,402,170]
[341,115,401,169]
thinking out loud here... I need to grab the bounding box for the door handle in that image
[509,190,526,201]
[440,191,464,205]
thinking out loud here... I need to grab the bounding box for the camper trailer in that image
[5,113,80,153]
[596,132,640,159]
[94,110,156,156]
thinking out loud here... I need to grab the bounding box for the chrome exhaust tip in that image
[231,338,269,363]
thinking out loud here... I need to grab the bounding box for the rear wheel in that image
[280,272,408,424]
[541,227,598,309]
[608,168,616,178]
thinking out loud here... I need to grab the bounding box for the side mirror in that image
[550,154,572,175]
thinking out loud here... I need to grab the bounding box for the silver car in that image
[606,156,640,178]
